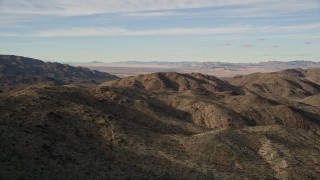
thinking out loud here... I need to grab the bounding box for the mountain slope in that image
[186,126,320,179]
[303,68,320,84]
[0,55,118,87]
[1,70,320,179]
[302,93,320,107]
[98,72,320,131]
[231,68,320,99]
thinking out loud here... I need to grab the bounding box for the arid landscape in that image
[1,55,320,179]
[74,60,320,78]
[2,0,320,179]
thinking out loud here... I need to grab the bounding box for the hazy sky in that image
[0,0,319,62]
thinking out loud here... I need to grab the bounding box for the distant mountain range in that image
[115,60,320,68]
[76,60,320,77]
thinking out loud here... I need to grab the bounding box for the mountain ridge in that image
[0,55,118,87]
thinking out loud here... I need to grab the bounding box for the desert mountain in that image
[0,55,118,87]
[231,68,320,100]
[101,72,243,95]
[98,72,320,131]
[1,69,320,179]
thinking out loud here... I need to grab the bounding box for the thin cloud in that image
[0,0,319,16]
[3,22,319,37]
[123,11,181,17]
[241,44,256,48]
[257,33,320,40]
[258,23,320,33]
[194,37,212,42]
[0,0,257,16]
[282,54,307,57]
[29,26,251,37]
[263,45,279,48]
[209,0,320,18]
[0,32,19,36]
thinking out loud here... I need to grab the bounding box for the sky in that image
[0,0,319,63]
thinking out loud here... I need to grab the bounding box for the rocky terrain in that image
[0,57,320,179]
[0,55,118,87]
[231,68,320,100]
